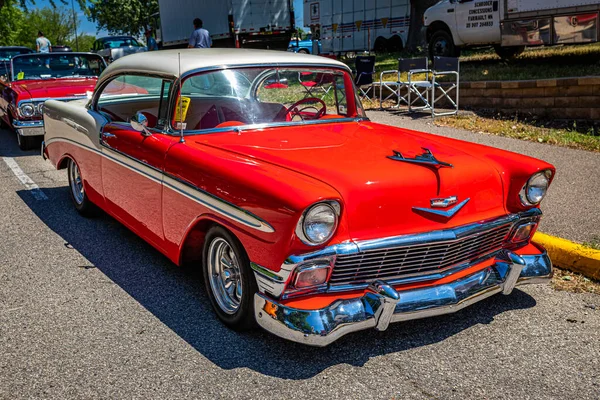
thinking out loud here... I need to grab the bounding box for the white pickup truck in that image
[424,0,600,59]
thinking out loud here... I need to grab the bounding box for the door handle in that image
[102,132,116,139]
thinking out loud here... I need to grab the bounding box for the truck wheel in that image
[17,133,35,151]
[67,158,99,217]
[203,225,258,331]
[494,45,525,60]
[374,37,388,53]
[297,48,309,54]
[388,35,403,52]
[429,30,459,59]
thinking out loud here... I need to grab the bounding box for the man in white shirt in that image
[188,18,212,49]
[36,31,52,53]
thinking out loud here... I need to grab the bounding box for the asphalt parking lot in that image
[0,120,599,399]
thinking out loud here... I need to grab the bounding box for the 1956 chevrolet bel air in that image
[42,49,555,346]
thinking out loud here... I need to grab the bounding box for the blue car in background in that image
[288,35,321,54]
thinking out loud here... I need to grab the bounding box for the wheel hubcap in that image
[208,238,243,314]
[434,39,448,55]
[69,160,84,205]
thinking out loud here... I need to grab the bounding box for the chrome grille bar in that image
[330,222,513,286]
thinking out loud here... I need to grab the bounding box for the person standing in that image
[188,18,212,49]
[36,31,52,53]
[145,29,159,51]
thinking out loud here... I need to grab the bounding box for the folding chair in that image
[353,55,376,100]
[299,72,335,101]
[431,56,460,117]
[378,64,403,110]
[403,57,433,113]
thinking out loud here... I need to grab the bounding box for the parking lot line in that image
[2,156,48,200]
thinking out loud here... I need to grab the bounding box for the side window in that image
[96,75,172,129]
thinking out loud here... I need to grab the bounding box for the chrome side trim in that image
[254,250,552,347]
[13,119,43,127]
[45,137,275,233]
[17,96,89,108]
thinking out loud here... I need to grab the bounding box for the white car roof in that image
[100,48,350,82]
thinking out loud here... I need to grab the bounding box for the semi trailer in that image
[303,0,411,55]
[153,0,295,50]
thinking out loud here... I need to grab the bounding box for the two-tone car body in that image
[42,49,555,346]
[0,52,106,150]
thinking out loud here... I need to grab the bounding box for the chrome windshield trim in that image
[10,52,106,82]
[18,96,89,107]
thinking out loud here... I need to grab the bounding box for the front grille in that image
[330,223,513,286]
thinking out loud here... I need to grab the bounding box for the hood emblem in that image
[430,196,457,208]
[388,147,453,169]
[413,197,470,218]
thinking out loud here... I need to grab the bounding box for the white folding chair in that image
[431,56,460,118]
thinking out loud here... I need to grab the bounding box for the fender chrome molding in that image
[45,137,275,233]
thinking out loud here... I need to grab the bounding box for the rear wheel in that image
[202,226,257,331]
[374,36,388,53]
[297,48,309,54]
[17,133,36,151]
[429,30,460,59]
[494,45,525,60]
[67,158,99,217]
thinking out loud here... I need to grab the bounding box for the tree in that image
[66,33,96,51]
[0,0,87,11]
[88,0,158,36]
[405,0,439,52]
[0,0,24,46]
[17,7,75,48]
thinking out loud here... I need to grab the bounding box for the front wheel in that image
[494,45,525,60]
[67,158,99,217]
[297,48,309,54]
[202,226,257,331]
[429,30,460,59]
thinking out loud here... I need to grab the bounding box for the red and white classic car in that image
[0,52,106,150]
[42,49,555,346]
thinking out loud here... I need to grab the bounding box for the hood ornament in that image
[413,197,470,218]
[388,147,453,169]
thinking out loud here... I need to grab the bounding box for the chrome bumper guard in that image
[14,120,44,137]
[254,250,552,347]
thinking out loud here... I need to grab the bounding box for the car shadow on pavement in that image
[19,186,539,380]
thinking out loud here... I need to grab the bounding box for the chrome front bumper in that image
[14,120,44,137]
[254,250,552,347]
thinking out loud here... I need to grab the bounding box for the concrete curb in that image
[533,232,600,281]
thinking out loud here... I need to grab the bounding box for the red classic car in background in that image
[42,49,555,346]
[0,52,106,150]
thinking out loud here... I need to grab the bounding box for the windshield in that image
[101,38,142,48]
[0,48,32,61]
[175,66,365,132]
[11,54,106,80]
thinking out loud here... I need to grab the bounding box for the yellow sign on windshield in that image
[17,72,24,80]
[173,96,191,122]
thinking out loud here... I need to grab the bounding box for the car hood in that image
[11,78,97,101]
[193,121,507,241]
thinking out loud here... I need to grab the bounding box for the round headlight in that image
[520,170,552,206]
[19,103,35,117]
[297,202,339,245]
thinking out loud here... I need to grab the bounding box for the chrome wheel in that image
[69,160,84,205]
[207,237,243,314]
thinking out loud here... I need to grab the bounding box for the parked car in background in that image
[52,45,73,53]
[0,46,34,75]
[287,34,321,54]
[92,36,146,63]
[43,49,555,346]
[0,52,106,150]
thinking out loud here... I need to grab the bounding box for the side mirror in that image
[131,111,151,136]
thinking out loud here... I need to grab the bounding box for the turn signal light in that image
[294,263,331,289]
[511,222,537,243]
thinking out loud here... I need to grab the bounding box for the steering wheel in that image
[285,97,326,121]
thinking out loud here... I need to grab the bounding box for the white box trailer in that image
[424,0,600,59]
[154,0,295,50]
[304,0,411,54]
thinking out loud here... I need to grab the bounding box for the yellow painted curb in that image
[533,232,600,281]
